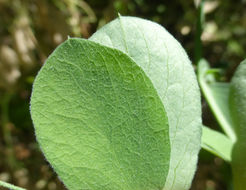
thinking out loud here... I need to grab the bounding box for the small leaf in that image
[202,126,233,162]
[229,60,246,190]
[90,16,202,190]
[198,59,236,142]
[0,180,26,190]
[31,38,170,190]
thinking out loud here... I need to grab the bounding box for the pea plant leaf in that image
[202,126,233,162]
[229,60,246,190]
[31,39,171,190]
[90,16,202,190]
[198,59,236,142]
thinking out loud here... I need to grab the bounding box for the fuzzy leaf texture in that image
[31,39,170,190]
[31,16,202,190]
[90,16,202,190]
[230,60,246,190]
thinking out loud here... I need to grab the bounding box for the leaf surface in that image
[90,16,202,190]
[202,126,233,162]
[31,38,170,190]
[229,60,246,190]
[198,59,236,142]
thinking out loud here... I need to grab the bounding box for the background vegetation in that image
[0,0,245,189]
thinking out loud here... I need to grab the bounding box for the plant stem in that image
[195,0,205,65]
[0,180,26,190]
[197,60,237,142]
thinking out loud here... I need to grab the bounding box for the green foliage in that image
[0,0,246,189]
[90,16,202,190]
[31,38,171,190]
[0,180,26,190]
[31,16,202,190]
[198,59,246,190]
[201,126,233,162]
[229,60,246,190]
[198,59,236,142]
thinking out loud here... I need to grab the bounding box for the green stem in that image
[194,0,205,65]
[197,60,237,142]
[231,142,246,190]
[0,180,26,190]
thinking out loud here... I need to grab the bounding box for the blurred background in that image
[0,0,245,189]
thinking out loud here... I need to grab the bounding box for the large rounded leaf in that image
[230,60,246,190]
[31,38,170,190]
[90,16,202,190]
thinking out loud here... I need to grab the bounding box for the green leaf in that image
[229,60,246,190]
[0,180,26,190]
[201,126,233,162]
[31,38,170,190]
[90,16,202,190]
[198,59,236,142]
